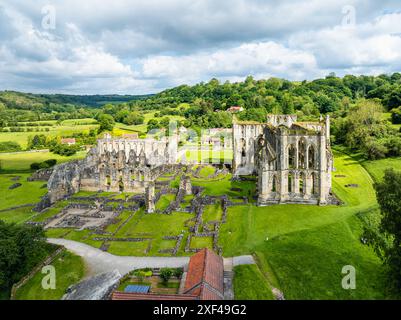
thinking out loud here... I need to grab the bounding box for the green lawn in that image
[0,206,36,224]
[46,207,193,256]
[31,201,68,223]
[107,241,150,256]
[179,149,233,163]
[233,264,275,300]
[0,174,47,210]
[190,236,213,249]
[0,122,98,149]
[2,144,399,299]
[0,151,87,172]
[362,157,401,182]
[155,194,176,211]
[198,165,216,178]
[192,173,256,201]
[115,112,185,135]
[203,203,223,222]
[14,250,86,300]
[219,151,392,299]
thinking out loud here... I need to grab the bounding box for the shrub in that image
[0,141,22,153]
[391,107,401,124]
[383,137,401,157]
[363,138,388,160]
[30,159,57,170]
[160,268,173,283]
[173,268,183,278]
[44,159,57,167]
[30,162,41,170]
[50,144,80,156]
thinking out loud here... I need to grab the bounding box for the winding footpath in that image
[47,238,255,276]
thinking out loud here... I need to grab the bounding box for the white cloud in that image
[141,42,319,86]
[0,0,401,94]
[289,12,401,72]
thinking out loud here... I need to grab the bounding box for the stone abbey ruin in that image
[233,114,333,205]
[39,115,333,209]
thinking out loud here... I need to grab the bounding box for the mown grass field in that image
[233,264,275,300]
[0,174,47,210]
[115,112,186,135]
[14,250,86,300]
[0,119,98,149]
[0,150,87,172]
[1,144,400,299]
[362,157,401,182]
[219,151,393,299]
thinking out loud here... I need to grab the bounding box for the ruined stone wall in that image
[40,137,179,209]
[234,114,333,206]
[232,122,265,175]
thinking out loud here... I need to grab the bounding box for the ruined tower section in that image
[145,182,156,213]
[179,175,192,196]
[233,114,333,206]
[232,119,265,176]
[41,135,177,208]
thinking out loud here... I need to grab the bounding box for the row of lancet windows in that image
[271,173,318,195]
[288,141,316,169]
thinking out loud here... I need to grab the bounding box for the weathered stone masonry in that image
[233,115,333,206]
[42,134,178,207]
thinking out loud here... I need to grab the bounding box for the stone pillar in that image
[280,172,287,202]
[306,147,309,169]
[279,131,287,202]
[145,183,155,213]
[294,172,299,195]
[319,134,327,205]
[304,173,311,198]
[258,168,269,203]
[180,175,192,195]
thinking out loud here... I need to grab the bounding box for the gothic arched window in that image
[288,173,293,193]
[308,145,315,169]
[288,145,296,169]
[298,139,306,169]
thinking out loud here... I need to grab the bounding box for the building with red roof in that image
[227,106,244,113]
[60,138,76,145]
[111,248,224,300]
[182,248,224,300]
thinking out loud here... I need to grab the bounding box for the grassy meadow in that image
[14,250,86,300]
[1,115,401,299]
[0,119,98,149]
[0,151,87,172]
[219,151,394,299]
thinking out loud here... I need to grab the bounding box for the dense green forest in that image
[1,73,401,159]
[0,91,149,122]
[99,73,401,159]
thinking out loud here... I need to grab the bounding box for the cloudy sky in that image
[0,0,401,94]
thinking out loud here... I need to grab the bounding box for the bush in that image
[383,137,401,157]
[173,268,183,278]
[0,141,22,153]
[391,107,401,124]
[50,144,80,156]
[363,138,388,160]
[30,159,57,170]
[30,162,41,170]
[160,268,173,283]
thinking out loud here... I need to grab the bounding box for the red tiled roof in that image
[183,248,224,300]
[61,138,76,143]
[111,248,224,301]
[112,292,198,301]
[228,106,242,111]
[122,133,139,139]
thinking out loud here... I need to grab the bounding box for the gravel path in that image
[48,238,190,276]
[48,238,256,276]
